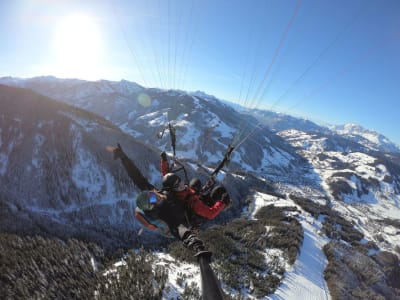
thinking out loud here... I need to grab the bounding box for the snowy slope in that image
[0,84,168,249]
[278,128,400,255]
[332,123,400,153]
[252,193,331,300]
[0,76,308,185]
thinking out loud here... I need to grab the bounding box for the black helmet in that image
[189,178,202,193]
[160,151,168,161]
[162,173,181,190]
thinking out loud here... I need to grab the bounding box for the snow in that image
[251,192,293,216]
[59,111,98,132]
[154,252,201,299]
[71,125,117,202]
[0,152,8,176]
[286,132,400,250]
[101,189,332,299]
[148,113,168,127]
[203,149,225,165]
[103,260,127,277]
[251,192,331,300]
[268,148,293,168]
[278,130,327,152]
[175,122,201,159]
[32,133,45,169]
[33,77,397,298]
[72,146,105,198]
[210,117,235,140]
[269,219,330,300]
[331,123,400,152]
[90,256,98,272]
[0,137,18,176]
[119,122,143,137]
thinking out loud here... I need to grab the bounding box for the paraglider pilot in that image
[160,151,231,225]
[108,143,231,259]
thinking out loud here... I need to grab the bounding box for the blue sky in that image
[1,0,399,145]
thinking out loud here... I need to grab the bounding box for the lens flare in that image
[138,93,151,107]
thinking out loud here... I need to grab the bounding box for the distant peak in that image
[190,90,217,100]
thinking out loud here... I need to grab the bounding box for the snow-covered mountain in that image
[0,84,175,249]
[278,128,400,245]
[1,77,400,299]
[331,123,400,153]
[247,108,400,154]
[0,76,311,184]
[0,82,270,247]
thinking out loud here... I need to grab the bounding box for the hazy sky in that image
[1,0,399,144]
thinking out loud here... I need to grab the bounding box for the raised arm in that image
[107,143,154,191]
[160,151,170,176]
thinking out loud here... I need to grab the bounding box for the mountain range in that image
[0,76,399,299]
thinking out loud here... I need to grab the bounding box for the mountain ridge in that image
[2,76,398,153]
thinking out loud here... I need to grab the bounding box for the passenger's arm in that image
[191,196,226,220]
[109,143,154,191]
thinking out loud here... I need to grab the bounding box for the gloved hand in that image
[158,226,173,238]
[106,143,125,160]
[189,178,202,193]
[160,151,168,161]
[221,192,232,207]
[147,224,172,238]
[210,185,226,202]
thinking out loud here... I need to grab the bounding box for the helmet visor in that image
[136,191,161,211]
[149,192,158,204]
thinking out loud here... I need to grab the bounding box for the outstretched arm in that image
[189,186,232,219]
[135,208,173,237]
[107,143,154,191]
[190,195,227,219]
[135,209,158,230]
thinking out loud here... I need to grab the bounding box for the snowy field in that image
[155,252,201,298]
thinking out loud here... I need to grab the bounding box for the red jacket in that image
[161,160,170,176]
[174,187,226,219]
[160,158,226,219]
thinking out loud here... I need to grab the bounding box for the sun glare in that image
[53,14,103,79]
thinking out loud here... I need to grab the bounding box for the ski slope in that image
[269,218,331,300]
[253,192,331,300]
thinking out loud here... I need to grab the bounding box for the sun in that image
[52,14,103,79]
